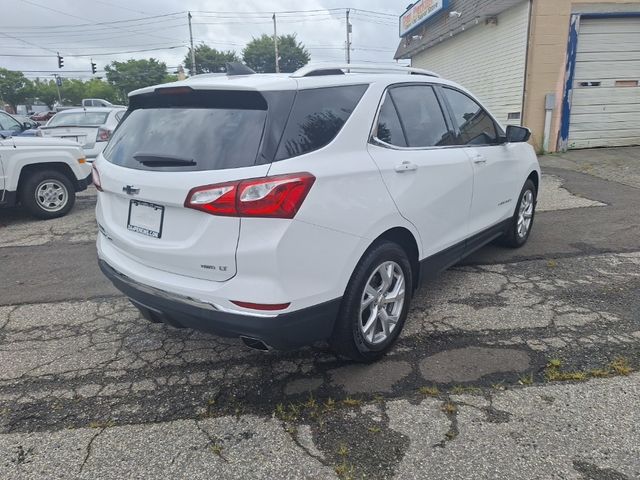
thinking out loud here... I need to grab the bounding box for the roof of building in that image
[394,0,525,59]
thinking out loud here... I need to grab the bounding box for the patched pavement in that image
[1,150,639,479]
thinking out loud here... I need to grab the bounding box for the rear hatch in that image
[41,110,108,149]
[96,88,290,282]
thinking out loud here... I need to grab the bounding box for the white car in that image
[40,107,126,161]
[94,63,540,361]
[0,136,91,219]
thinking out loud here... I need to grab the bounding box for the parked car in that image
[0,136,91,219]
[94,63,540,361]
[0,110,40,137]
[40,107,126,161]
[82,98,124,108]
[12,115,40,136]
[30,111,56,123]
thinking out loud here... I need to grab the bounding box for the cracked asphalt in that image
[1,149,639,479]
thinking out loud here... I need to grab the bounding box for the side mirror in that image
[505,125,531,143]
[23,122,32,130]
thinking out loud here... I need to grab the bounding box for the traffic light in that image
[57,52,64,69]
[91,60,97,74]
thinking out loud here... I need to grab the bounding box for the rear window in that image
[275,85,368,160]
[104,91,268,171]
[47,111,109,127]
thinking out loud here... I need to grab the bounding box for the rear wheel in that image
[20,170,75,219]
[330,241,413,362]
[500,179,537,248]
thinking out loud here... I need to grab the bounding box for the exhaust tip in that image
[240,336,270,351]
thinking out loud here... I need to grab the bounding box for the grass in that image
[441,402,457,415]
[342,397,362,407]
[337,444,349,457]
[335,461,355,480]
[368,426,381,433]
[88,420,115,429]
[418,386,440,397]
[450,385,481,395]
[610,357,633,376]
[518,373,534,385]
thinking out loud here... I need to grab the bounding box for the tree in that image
[0,68,32,111]
[184,44,239,75]
[105,58,168,102]
[30,79,58,109]
[83,78,120,104]
[243,34,310,73]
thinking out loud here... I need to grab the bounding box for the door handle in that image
[395,161,418,172]
[473,155,487,165]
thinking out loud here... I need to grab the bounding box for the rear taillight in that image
[231,301,291,311]
[185,172,315,219]
[96,127,112,142]
[92,164,103,191]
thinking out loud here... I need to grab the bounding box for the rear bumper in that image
[98,259,341,350]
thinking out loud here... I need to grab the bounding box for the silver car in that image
[40,107,126,161]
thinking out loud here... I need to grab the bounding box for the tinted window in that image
[389,86,451,148]
[104,107,266,171]
[47,111,109,127]
[375,94,407,147]
[443,88,499,145]
[276,85,368,160]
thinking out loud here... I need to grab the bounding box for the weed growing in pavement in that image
[441,402,458,415]
[342,397,362,407]
[610,357,633,376]
[337,444,349,457]
[545,359,588,382]
[450,385,482,395]
[88,420,115,429]
[335,461,356,480]
[418,385,440,397]
[368,426,381,433]
[518,373,534,385]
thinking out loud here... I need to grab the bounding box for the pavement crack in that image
[79,427,106,474]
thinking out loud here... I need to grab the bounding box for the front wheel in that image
[330,241,413,362]
[20,170,75,220]
[500,179,537,248]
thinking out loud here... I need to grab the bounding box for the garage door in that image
[568,17,640,149]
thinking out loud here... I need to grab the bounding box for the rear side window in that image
[389,85,451,148]
[375,95,407,147]
[276,85,368,160]
[104,91,268,171]
[47,111,109,127]
[443,88,499,145]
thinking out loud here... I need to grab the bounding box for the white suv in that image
[95,63,540,361]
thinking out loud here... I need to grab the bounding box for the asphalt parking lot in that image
[1,148,639,479]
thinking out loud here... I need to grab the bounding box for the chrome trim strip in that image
[106,263,279,318]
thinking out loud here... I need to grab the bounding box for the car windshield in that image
[47,111,109,127]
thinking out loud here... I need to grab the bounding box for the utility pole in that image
[345,9,352,64]
[188,11,196,75]
[273,13,280,73]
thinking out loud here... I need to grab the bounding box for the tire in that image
[330,241,413,362]
[500,179,537,248]
[20,169,75,220]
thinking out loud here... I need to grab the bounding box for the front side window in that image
[275,84,368,160]
[443,88,499,145]
[388,85,452,148]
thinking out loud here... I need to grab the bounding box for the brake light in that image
[185,172,315,219]
[92,164,103,191]
[96,127,112,142]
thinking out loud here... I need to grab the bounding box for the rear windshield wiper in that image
[133,153,196,167]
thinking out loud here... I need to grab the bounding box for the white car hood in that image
[0,136,80,148]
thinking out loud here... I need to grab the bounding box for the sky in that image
[1,0,408,80]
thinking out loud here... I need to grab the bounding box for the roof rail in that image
[291,63,439,78]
